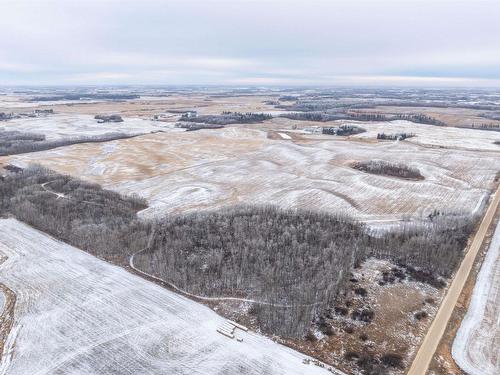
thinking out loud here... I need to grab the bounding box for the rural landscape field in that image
[1,86,499,375]
[1,0,500,374]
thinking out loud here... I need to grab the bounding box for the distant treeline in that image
[280,111,385,122]
[280,111,444,126]
[377,132,415,141]
[180,111,272,125]
[467,123,500,131]
[277,101,371,112]
[479,111,500,121]
[94,114,123,123]
[175,123,224,131]
[0,129,150,156]
[31,93,140,101]
[393,113,445,126]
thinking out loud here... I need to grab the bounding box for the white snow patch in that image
[0,219,336,375]
[278,132,292,140]
[452,220,500,375]
[1,113,172,141]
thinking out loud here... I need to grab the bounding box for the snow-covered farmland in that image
[452,220,500,375]
[6,125,499,224]
[0,219,334,375]
[0,94,106,109]
[1,113,173,140]
[351,120,500,152]
[269,118,500,152]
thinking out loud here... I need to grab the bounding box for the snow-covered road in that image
[452,219,500,375]
[0,219,335,375]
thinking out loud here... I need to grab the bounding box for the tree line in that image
[180,111,272,125]
[280,110,444,125]
[377,132,415,141]
[0,129,154,156]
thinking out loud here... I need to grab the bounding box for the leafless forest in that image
[0,166,476,337]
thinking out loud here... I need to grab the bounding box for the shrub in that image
[305,330,317,342]
[351,308,375,323]
[345,351,360,361]
[344,325,355,334]
[380,353,404,368]
[354,287,368,297]
[357,354,379,373]
[334,306,349,316]
[414,311,429,320]
[320,324,334,336]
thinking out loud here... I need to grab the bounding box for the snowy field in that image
[0,219,334,375]
[6,125,499,224]
[351,120,500,152]
[268,118,500,152]
[0,95,105,109]
[1,113,173,140]
[452,220,500,375]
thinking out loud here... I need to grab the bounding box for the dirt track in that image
[407,185,500,375]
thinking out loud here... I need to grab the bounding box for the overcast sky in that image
[1,0,499,87]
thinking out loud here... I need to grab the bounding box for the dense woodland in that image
[0,166,148,261]
[352,160,424,180]
[135,206,367,335]
[0,166,477,337]
[372,215,475,280]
